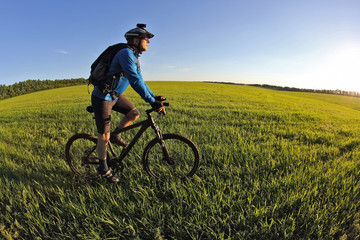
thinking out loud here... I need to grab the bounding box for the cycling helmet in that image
[125,23,154,41]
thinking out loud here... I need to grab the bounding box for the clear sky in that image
[1,0,359,92]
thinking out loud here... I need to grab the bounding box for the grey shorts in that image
[91,94,136,134]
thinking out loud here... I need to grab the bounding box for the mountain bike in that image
[65,103,200,180]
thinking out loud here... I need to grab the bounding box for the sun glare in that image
[305,44,360,92]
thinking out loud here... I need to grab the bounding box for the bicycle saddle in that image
[86,105,94,113]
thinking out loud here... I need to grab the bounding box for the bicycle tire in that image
[142,133,200,180]
[65,133,100,179]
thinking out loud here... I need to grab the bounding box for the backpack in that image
[88,43,132,99]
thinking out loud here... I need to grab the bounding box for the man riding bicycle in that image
[91,24,166,183]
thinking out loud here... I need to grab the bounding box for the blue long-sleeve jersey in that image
[92,47,156,103]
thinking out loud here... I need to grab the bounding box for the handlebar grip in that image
[146,102,169,114]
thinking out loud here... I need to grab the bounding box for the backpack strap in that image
[124,45,140,71]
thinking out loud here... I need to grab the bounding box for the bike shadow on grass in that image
[0,163,81,189]
[0,160,147,191]
[0,154,204,208]
[0,150,110,190]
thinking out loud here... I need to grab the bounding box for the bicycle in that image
[65,102,200,180]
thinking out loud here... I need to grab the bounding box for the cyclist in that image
[91,24,166,183]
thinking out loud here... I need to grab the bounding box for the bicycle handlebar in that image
[146,102,169,114]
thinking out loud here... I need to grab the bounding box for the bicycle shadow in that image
[0,159,134,193]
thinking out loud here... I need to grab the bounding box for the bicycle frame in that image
[107,110,164,165]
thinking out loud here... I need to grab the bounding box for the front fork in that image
[152,122,175,165]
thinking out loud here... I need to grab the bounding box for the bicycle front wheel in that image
[65,133,99,179]
[143,133,200,180]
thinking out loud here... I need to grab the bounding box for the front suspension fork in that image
[153,123,174,165]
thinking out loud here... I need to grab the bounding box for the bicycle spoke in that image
[65,134,100,179]
[143,134,200,180]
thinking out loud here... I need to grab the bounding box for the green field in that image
[0,81,360,239]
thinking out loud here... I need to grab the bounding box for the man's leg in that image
[110,108,140,147]
[111,95,140,145]
[97,133,110,161]
[96,133,118,183]
[117,108,140,129]
[91,94,116,178]
[96,133,111,174]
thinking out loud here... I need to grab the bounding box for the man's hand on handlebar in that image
[154,96,166,101]
[151,96,167,115]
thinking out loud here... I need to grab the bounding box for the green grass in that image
[0,81,360,239]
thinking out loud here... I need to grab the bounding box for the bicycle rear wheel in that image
[143,133,200,180]
[65,133,100,179]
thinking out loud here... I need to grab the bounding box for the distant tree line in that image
[1,79,359,100]
[208,81,360,98]
[249,84,360,98]
[0,78,87,100]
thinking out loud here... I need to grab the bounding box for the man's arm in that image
[118,49,155,104]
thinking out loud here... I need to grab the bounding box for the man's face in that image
[139,38,150,52]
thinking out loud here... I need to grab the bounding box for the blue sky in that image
[1,0,359,92]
